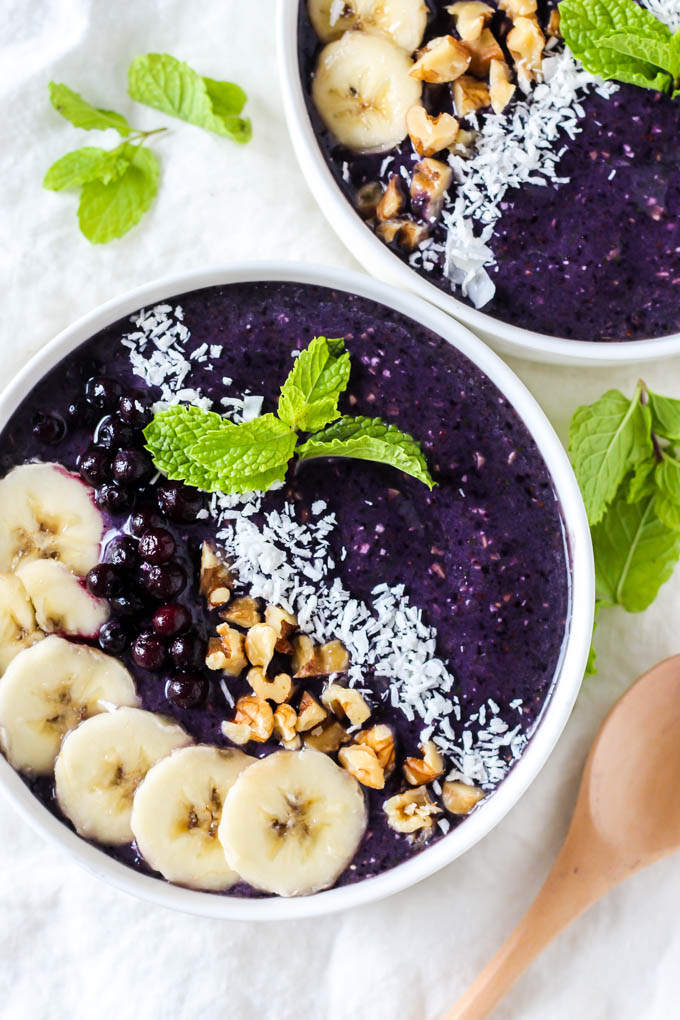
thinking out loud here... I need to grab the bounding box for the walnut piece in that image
[489,59,516,115]
[296,691,328,732]
[376,174,404,222]
[410,157,453,223]
[273,703,300,749]
[244,622,277,670]
[452,75,490,118]
[303,720,351,753]
[547,9,561,38]
[291,634,321,677]
[498,0,537,17]
[409,35,471,84]
[319,640,350,674]
[356,724,396,774]
[222,694,273,744]
[407,105,459,158]
[220,721,251,746]
[247,666,293,705]
[442,780,485,815]
[338,744,385,790]
[403,740,445,785]
[464,27,503,77]
[507,16,545,80]
[321,683,371,727]
[356,180,384,220]
[447,1,493,42]
[199,543,233,608]
[384,787,442,833]
[376,218,430,250]
[222,596,262,629]
[209,625,247,676]
[264,604,298,652]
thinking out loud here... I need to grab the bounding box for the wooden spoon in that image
[446,654,680,1020]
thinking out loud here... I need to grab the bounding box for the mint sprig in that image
[559,0,680,95]
[143,336,436,496]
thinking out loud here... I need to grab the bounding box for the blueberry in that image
[165,672,208,709]
[141,562,187,600]
[110,591,147,617]
[132,631,167,671]
[86,563,123,598]
[94,415,137,450]
[138,527,176,565]
[78,448,111,486]
[169,633,205,669]
[98,619,130,655]
[85,376,123,411]
[104,535,139,570]
[112,448,154,485]
[31,411,66,444]
[66,398,98,428]
[128,506,163,537]
[156,481,204,522]
[96,482,136,514]
[118,392,152,427]
[152,603,191,637]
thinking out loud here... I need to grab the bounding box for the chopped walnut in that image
[209,625,247,676]
[547,9,561,38]
[376,218,430,250]
[220,721,251,746]
[464,27,503,77]
[244,623,277,670]
[403,740,445,785]
[409,35,471,84]
[410,157,453,222]
[356,180,384,220]
[447,1,493,42]
[407,104,459,158]
[221,596,262,629]
[319,640,349,674]
[321,683,371,727]
[442,779,485,815]
[264,604,298,653]
[339,744,385,790]
[222,694,273,744]
[452,75,491,118]
[489,59,516,115]
[199,543,233,608]
[295,691,328,732]
[498,0,537,17]
[247,666,293,705]
[303,720,351,753]
[452,127,477,156]
[291,634,321,677]
[356,725,396,774]
[507,16,545,80]
[376,174,404,222]
[384,786,442,833]
[273,703,300,749]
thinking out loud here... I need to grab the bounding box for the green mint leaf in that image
[585,600,604,677]
[144,405,225,490]
[77,144,159,244]
[48,82,131,136]
[592,490,680,612]
[43,146,130,191]
[278,336,351,433]
[654,456,680,531]
[189,414,297,493]
[647,389,680,442]
[559,0,674,92]
[599,33,680,83]
[626,453,657,504]
[296,415,435,489]
[569,385,653,526]
[128,54,251,143]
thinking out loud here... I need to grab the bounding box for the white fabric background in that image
[1,3,679,1018]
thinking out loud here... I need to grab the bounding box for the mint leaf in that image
[190,414,297,492]
[48,82,131,136]
[654,456,680,531]
[144,405,224,490]
[585,600,603,677]
[627,453,657,504]
[600,33,680,83]
[648,390,680,442]
[43,145,130,191]
[128,54,251,143]
[592,490,680,612]
[297,415,435,490]
[569,385,653,526]
[278,337,351,433]
[78,144,159,244]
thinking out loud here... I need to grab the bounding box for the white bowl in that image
[277,0,680,366]
[0,262,594,919]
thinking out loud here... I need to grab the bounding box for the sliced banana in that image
[55,708,192,846]
[312,32,422,152]
[16,560,109,637]
[308,0,428,52]
[131,745,255,890]
[0,635,139,774]
[0,462,103,575]
[218,748,366,896]
[0,572,43,674]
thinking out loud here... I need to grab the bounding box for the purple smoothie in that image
[0,280,570,894]
[298,0,680,343]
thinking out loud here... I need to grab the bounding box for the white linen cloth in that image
[1,3,679,1018]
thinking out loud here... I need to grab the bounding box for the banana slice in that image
[0,572,43,674]
[0,462,103,575]
[218,748,366,896]
[131,745,255,890]
[55,708,192,846]
[308,0,428,52]
[0,635,139,774]
[312,32,422,152]
[16,560,109,637]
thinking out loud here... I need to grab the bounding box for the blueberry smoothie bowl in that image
[0,266,592,919]
[279,0,680,362]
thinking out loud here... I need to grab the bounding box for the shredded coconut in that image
[643,0,680,32]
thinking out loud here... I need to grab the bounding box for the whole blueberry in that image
[152,603,191,637]
[95,482,136,514]
[169,633,206,669]
[31,411,66,444]
[110,590,147,617]
[94,415,136,450]
[141,562,187,600]
[118,392,152,427]
[112,448,154,485]
[104,535,139,570]
[132,631,167,671]
[86,563,123,598]
[78,448,111,486]
[85,376,123,411]
[98,619,130,655]
[165,672,208,709]
[156,481,204,523]
[66,398,98,428]
[138,527,176,565]
[128,506,163,537]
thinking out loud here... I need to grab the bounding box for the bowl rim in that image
[0,260,594,920]
[276,0,680,367]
